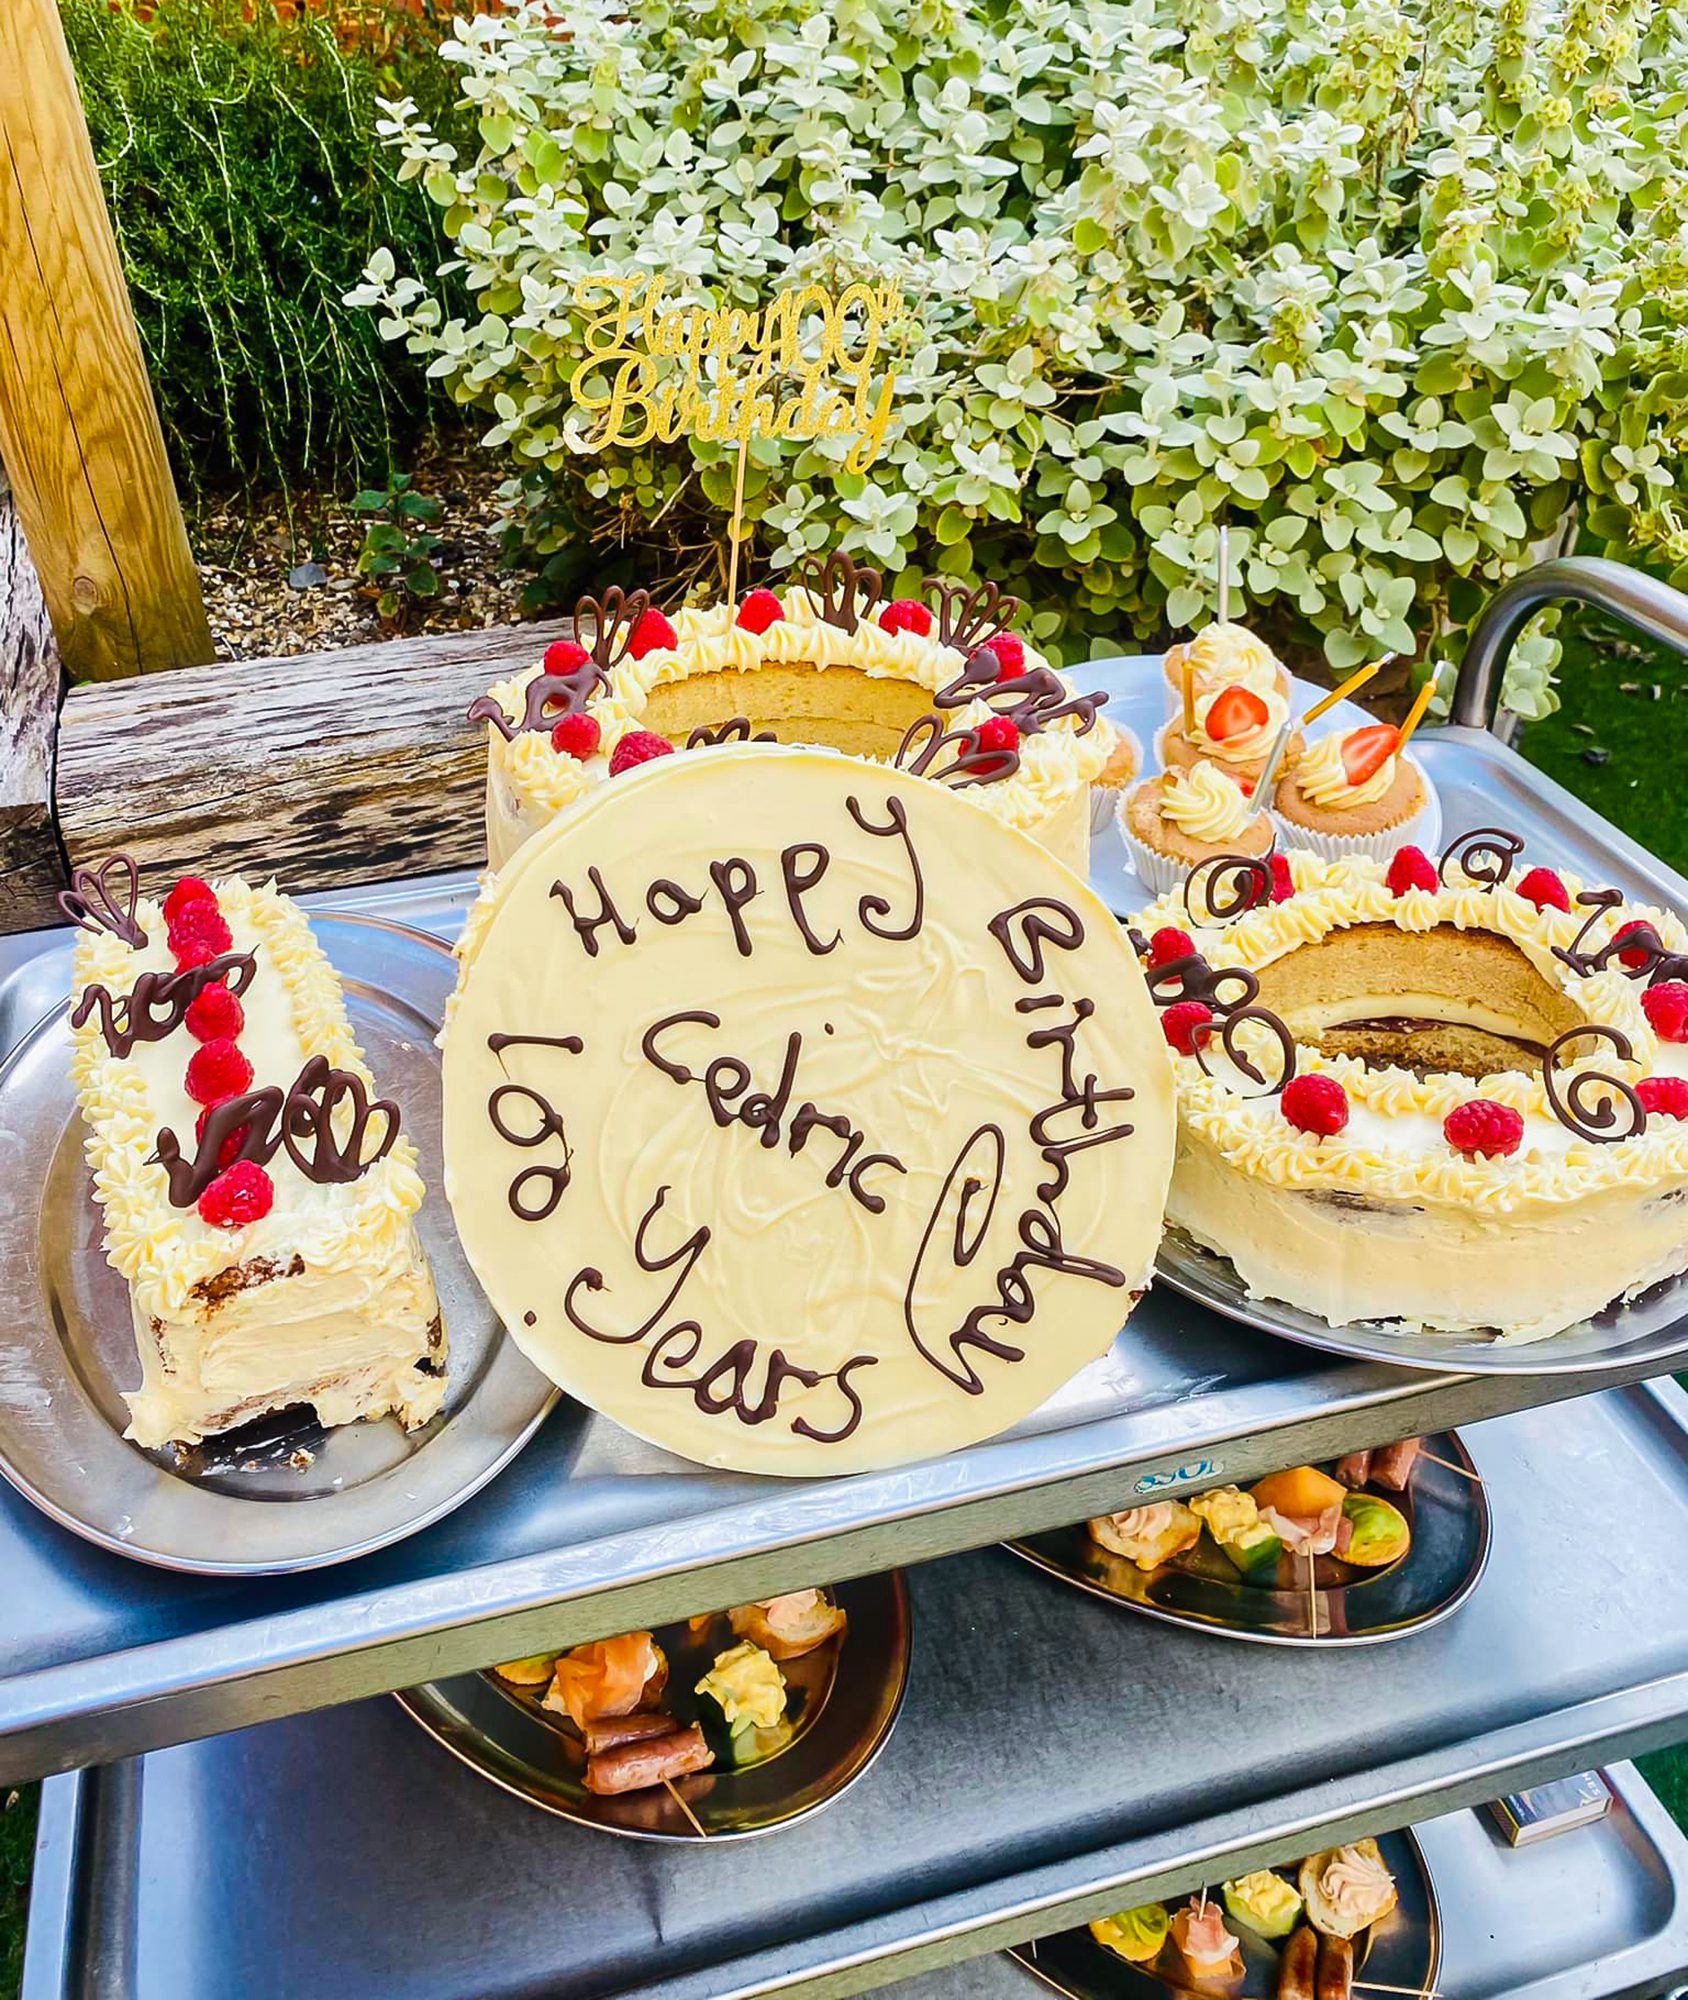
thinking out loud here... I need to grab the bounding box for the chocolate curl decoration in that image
[1182,853,1275,927]
[576,585,652,671]
[798,550,883,634]
[1439,827,1525,889]
[153,1085,287,1207]
[282,1056,401,1184]
[926,578,1022,654]
[58,855,146,950]
[1542,1025,1646,1143]
[1145,953,1260,1017]
[468,652,608,741]
[686,717,778,748]
[1551,890,1688,985]
[73,951,257,1060]
[1192,1005,1298,1098]
[894,713,1020,788]
[932,652,1108,737]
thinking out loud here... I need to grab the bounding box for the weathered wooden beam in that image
[0,493,68,932]
[52,620,565,906]
[0,0,214,680]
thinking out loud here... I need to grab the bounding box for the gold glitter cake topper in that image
[566,271,910,597]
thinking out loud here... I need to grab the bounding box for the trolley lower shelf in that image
[20,1384,1688,2000]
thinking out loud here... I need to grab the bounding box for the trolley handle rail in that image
[1454,555,1688,731]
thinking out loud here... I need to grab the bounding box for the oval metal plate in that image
[0,914,556,1573]
[395,1570,911,1841]
[1156,1224,1688,1378]
[1010,1826,1439,2000]
[1008,1432,1488,1647]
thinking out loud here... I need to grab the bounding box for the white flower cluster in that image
[350,0,1688,714]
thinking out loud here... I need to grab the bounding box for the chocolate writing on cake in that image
[482,787,1143,1448]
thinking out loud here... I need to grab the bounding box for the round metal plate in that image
[1156,1224,1688,1377]
[0,914,556,1573]
[1009,1432,1488,1647]
[395,1571,910,1840]
[1010,1827,1439,2000]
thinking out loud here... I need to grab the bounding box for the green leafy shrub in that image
[63,0,464,495]
[353,470,445,621]
[354,0,1688,712]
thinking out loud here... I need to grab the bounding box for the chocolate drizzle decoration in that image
[1439,827,1525,889]
[1139,937,1296,1097]
[1182,853,1274,927]
[1192,1005,1298,1098]
[466,586,652,741]
[926,578,1021,654]
[1542,1025,1646,1143]
[151,1055,401,1207]
[797,550,883,634]
[73,951,256,1059]
[932,649,1108,738]
[58,855,146,950]
[1551,890,1688,985]
[894,713,1020,788]
[686,717,778,749]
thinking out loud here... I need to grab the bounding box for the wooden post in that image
[0,0,214,681]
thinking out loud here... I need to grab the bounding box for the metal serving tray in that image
[891,1763,1688,2000]
[5,672,1688,1785]
[18,1384,1688,2000]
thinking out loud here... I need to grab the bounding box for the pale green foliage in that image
[351,0,1688,713]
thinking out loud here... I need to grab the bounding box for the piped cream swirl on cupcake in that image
[1188,680,1289,765]
[1159,760,1257,843]
[1295,726,1398,810]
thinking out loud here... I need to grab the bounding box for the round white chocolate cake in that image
[442,744,1174,1473]
[1134,834,1688,1342]
[473,559,1129,878]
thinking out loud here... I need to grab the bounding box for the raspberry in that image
[1515,866,1570,913]
[185,1037,253,1107]
[1386,845,1438,896]
[168,903,232,965]
[195,1105,252,1170]
[198,1160,274,1230]
[550,712,602,760]
[1443,1098,1525,1159]
[1148,926,1195,967]
[989,632,1027,679]
[627,608,677,659]
[970,713,1021,779]
[608,730,675,776]
[1613,919,1657,971]
[541,638,590,675]
[1162,1000,1215,1056]
[162,877,216,925]
[1282,1072,1349,1138]
[879,598,933,637]
[1638,1076,1688,1120]
[185,982,244,1042]
[171,938,221,971]
[1270,853,1294,903]
[736,589,784,634]
[1642,980,1688,1043]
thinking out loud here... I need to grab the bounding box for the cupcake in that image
[1161,620,1293,721]
[1272,721,1439,862]
[1120,758,1275,894]
[1089,721,1145,833]
[1156,676,1303,789]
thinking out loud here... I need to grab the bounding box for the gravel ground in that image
[191,435,529,661]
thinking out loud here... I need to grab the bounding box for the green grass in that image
[1,1787,37,1999]
[0,610,1685,1997]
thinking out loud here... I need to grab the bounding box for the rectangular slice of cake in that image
[63,856,446,1449]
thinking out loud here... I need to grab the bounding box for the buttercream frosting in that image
[1159,762,1256,844]
[1295,732,1396,810]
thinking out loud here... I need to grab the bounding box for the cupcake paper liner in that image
[1116,796,1272,898]
[1089,722,1145,835]
[1270,760,1442,867]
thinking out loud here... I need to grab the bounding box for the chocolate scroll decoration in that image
[73,951,257,1059]
[1192,1004,1298,1098]
[1182,853,1274,927]
[1542,1024,1647,1143]
[687,717,778,749]
[797,550,883,634]
[576,585,652,671]
[1551,889,1688,985]
[466,586,652,740]
[1145,953,1260,1017]
[58,855,146,950]
[927,578,1021,654]
[151,1056,401,1206]
[1439,827,1525,889]
[932,649,1108,737]
[894,713,1020,788]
